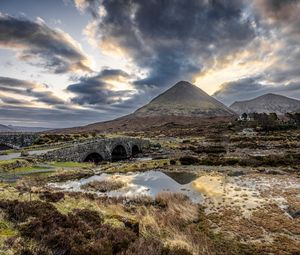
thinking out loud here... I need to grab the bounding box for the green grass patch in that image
[0,220,16,237]
[11,165,51,173]
[49,161,93,168]
[0,159,30,172]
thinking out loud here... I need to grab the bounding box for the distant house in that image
[238,113,254,121]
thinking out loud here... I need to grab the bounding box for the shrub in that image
[0,200,137,255]
[169,159,177,165]
[81,180,125,192]
[39,191,65,203]
[179,156,200,165]
[194,145,226,154]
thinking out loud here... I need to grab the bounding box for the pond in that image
[0,165,56,183]
[50,170,204,203]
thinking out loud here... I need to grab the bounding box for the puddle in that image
[50,170,203,203]
[0,165,56,183]
[51,170,274,217]
[133,157,152,162]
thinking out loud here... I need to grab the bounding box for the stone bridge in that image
[0,133,38,150]
[42,137,150,163]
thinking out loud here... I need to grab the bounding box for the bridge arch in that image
[83,152,103,164]
[131,144,141,156]
[111,144,129,161]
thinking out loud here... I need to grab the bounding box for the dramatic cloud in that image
[254,0,300,24]
[0,1,300,127]
[79,0,256,88]
[214,77,300,105]
[211,0,300,105]
[0,13,92,73]
[0,95,29,105]
[67,69,136,106]
[0,77,64,106]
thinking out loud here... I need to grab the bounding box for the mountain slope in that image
[230,93,300,115]
[7,125,51,133]
[0,124,51,133]
[0,124,13,132]
[134,81,236,117]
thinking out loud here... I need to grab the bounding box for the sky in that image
[0,0,300,128]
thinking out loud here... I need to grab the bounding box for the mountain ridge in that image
[230,93,300,115]
[0,124,51,133]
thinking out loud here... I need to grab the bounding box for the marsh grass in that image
[81,179,125,192]
[0,159,30,172]
[102,159,170,173]
[0,198,195,255]
[0,185,265,255]
[49,161,93,168]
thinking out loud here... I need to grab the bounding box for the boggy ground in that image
[0,122,300,254]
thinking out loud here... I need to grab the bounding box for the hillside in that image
[230,93,300,115]
[134,81,236,117]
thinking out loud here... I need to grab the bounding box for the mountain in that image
[0,124,13,132]
[49,81,236,134]
[230,93,300,115]
[7,125,52,133]
[0,124,51,133]
[134,81,236,117]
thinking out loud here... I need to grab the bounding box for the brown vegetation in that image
[81,180,125,192]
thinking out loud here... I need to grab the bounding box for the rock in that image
[287,206,300,219]
[227,170,246,177]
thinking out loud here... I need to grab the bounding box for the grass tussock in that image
[39,191,65,203]
[81,180,125,192]
[0,159,31,172]
[179,156,200,165]
[46,169,94,182]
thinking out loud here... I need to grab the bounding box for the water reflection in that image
[50,170,203,203]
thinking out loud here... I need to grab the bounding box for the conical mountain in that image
[134,81,236,117]
[230,93,300,115]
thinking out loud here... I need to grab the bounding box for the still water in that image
[50,170,204,203]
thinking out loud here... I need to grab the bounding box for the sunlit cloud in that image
[0,76,65,107]
[0,13,93,74]
[0,0,300,127]
[195,37,282,94]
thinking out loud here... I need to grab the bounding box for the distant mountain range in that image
[50,81,236,133]
[0,124,51,133]
[9,82,300,134]
[230,93,300,115]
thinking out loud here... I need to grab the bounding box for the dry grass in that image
[81,179,125,192]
